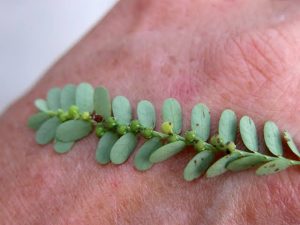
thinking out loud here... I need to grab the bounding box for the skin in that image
[1,0,300,224]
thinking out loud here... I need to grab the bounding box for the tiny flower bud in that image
[130,120,141,133]
[161,122,174,135]
[81,112,91,121]
[116,125,128,135]
[184,131,196,144]
[226,141,236,153]
[59,112,69,122]
[194,140,205,152]
[96,126,106,138]
[68,105,80,119]
[105,117,117,129]
[141,128,153,139]
[168,135,178,143]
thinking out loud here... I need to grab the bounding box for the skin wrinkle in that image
[263,174,299,224]
[230,37,282,91]
[211,31,299,121]
[252,30,286,68]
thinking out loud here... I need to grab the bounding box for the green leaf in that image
[35,117,61,145]
[283,131,300,158]
[54,140,75,154]
[110,133,138,164]
[95,132,119,164]
[264,121,283,156]
[34,99,49,112]
[134,137,162,171]
[28,112,50,130]
[60,84,76,111]
[47,88,61,111]
[240,116,259,152]
[218,109,237,143]
[191,103,210,141]
[256,158,291,176]
[94,86,111,119]
[137,100,156,129]
[56,120,92,142]
[227,155,268,172]
[162,98,182,134]
[206,152,242,178]
[76,83,94,113]
[149,140,186,163]
[112,96,132,125]
[183,150,215,181]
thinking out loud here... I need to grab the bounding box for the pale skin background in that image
[1,0,300,224]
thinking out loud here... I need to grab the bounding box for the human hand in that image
[1,1,300,224]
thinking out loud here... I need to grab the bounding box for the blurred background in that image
[0,0,119,114]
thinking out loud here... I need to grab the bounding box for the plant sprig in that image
[28,82,300,181]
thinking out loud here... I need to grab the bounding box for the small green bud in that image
[130,120,141,133]
[96,126,106,138]
[210,135,224,146]
[161,121,173,135]
[68,105,80,119]
[69,105,79,114]
[141,128,153,139]
[226,141,236,153]
[194,140,205,152]
[81,112,91,121]
[184,131,196,144]
[168,135,178,143]
[116,124,128,135]
[59,112,69,122]
[105,117,117,129]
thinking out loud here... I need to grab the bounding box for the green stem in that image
[49,110,300,166]
[151,131,169,139]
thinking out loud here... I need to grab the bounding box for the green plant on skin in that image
[28,82,300,181]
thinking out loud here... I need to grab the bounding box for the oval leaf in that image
[137,100,156,129]
[95,132,119,164]
[110,133,138,164]
[218,109,237,143]
[34,99,48,112]
[206,152,242,178]
[56,120,92,142]
[191,103,210,141]
[183,150,215,181]
[47,88,61,111]
[264,121,283,156]
[35,117,61,145]
[134,137,162,171]
[28,113,50,130]
[149,141,186,163]
[162,98,182,134]
[76,83,94,113]
[61,84,76,111]
[94,86,111,119]
[112,96,132,125]
[256,158,291,175]
[240,116,259,152]
[283,131,300,158]
[54,140,75,154]
[227,155,268,172]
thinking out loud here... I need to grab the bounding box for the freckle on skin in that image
[168,55,177,64]
[111,180,118,189]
